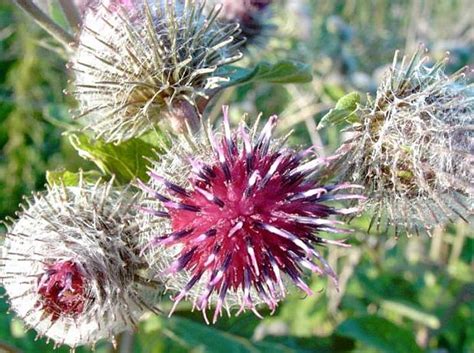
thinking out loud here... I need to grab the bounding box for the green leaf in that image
[322,83,347,101]
[334,91,361,111]
[380,299,440,329]
[317,92,361,129]
[221,60,313,88]
[336,316,423,353]
[139,316,325,353]
[69,134,161,184]
[46,169,103,187]
[165,317,260,353]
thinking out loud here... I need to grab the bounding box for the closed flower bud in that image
[68,0,243,142]
[0,180,163,349]
[139,107,363,323]
[333,48,473,236]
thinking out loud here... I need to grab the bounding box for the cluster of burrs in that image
[2,0,472,351]
[1,109,362,348]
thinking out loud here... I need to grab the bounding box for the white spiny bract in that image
[68,0,243,142]
[333,49,473,236]
[0,180,163,349]
[139,107,362,323]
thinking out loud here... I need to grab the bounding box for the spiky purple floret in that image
[141,107,363,322]
[36,261,87,322]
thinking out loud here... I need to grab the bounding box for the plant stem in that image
[13,0,74,49]
[429,225,444,262]
[206,87,235,124]
[118,332,133,353]
[0,340,24,353]
[449,220,467,265]
[424,283,474,346]
[58,0,82,32]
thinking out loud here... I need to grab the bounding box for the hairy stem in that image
[423,283,474,347]
[0,341,24,353]
[112,331,134,353]
[13,0,74,49]
[58,0,82,31]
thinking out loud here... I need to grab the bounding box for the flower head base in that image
[139,107,363,323]
[0,180,163,349]
[332,48,473,236]
[69,0,243,142]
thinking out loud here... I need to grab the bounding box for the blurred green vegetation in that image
[0,1,472,353]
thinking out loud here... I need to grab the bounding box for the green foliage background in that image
[0,1,472,353]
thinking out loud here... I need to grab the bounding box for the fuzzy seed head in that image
[333,48,473,235]
[139,107,362,323]
[0,181,163,349]
[69,0,243,142]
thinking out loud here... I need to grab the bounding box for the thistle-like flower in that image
[330,49,473,235]
[139,107,363,323]
[0,179,163,349]
[68,0,243,142]
[205,0,273,45]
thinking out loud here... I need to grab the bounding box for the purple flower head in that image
[140,107,364,323]
[0,181,163,348]
[36,261,87,322]
[219,0,272,15]
[207,0,273,45]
